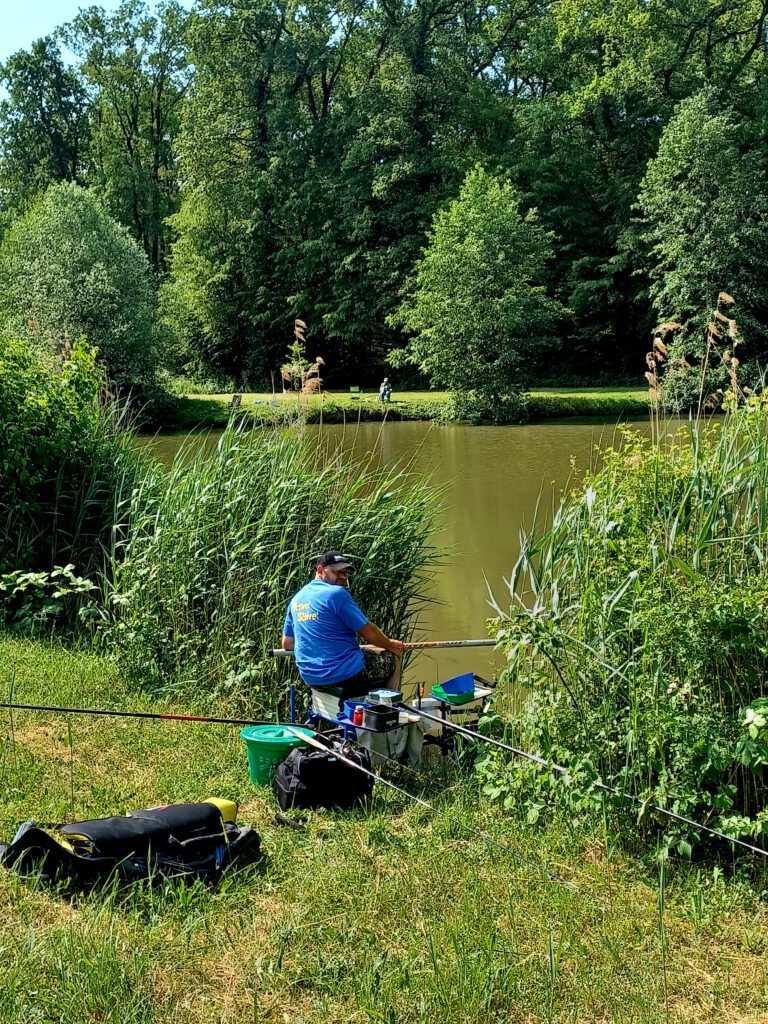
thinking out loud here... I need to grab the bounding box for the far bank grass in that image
[1,636,768,1023]
[169,387,649,429]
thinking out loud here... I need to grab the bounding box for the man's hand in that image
[281,635,295,651]
[359,621,405,655]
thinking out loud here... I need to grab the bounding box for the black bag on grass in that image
[274,739,373,811]
[0,800,260,885]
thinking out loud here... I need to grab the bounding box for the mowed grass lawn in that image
[1,637,768,1022]
[186,386,647,406]
[173,387,650,427]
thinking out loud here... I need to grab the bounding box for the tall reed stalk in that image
[104,419,441,709]
[489,402,768,850]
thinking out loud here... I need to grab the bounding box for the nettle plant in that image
[0,564,96,632]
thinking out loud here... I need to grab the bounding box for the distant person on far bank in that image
[378,377,392,402]
[281,551,404,704]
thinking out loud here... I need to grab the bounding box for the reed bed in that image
[104,420,441,708]
[490,405,768,851]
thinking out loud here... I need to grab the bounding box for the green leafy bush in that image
[103,421,440,708]
[525,392,649,419]
[0,565,96,633]
[441,390,529,424]
[487,407,768,852]
[0,337,138,596]
[660,362,730,414]
[0,182,161,397]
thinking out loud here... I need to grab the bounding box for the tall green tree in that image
[64,0,191,268]
[0,37,90,215]
[511,0,768,379]
[392,166,562,419]
[638,90,768,354]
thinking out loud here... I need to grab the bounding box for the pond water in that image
[141,418,654,686]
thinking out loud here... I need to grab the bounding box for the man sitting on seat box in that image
[281,551,405,706]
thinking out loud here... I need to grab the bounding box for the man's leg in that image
[386,652,402,690]
[334,649,400,699]
[358,648,400,692]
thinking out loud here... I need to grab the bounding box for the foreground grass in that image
[1,636,767,1023]
[169,388,649,429]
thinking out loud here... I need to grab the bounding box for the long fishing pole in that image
[270,639,496,656]
[0,698,435,793]
[0,702,273,728]
[405,705,768,859]
[285,727,519,859]
[0,699,508,853]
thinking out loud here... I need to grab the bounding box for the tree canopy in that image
[638,90,768,353]
[0,0,766,390]
[0,182,159,395]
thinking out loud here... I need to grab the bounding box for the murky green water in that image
[139,419,652,685]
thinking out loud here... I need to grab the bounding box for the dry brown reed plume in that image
[280,318,326,394]
[704,291,745,410]
[646,291,744,422]
[645,321,677,439]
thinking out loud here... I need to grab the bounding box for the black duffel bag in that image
[274,738,373,811]
[0,801,260,885]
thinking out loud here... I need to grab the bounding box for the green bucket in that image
[240,725,314,786]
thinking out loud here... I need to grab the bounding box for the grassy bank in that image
[167,387,649,429]
[2,637,768,1023]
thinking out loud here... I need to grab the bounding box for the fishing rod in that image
[404,705,768,860]
[0,696,450,790]
[0,702,273,729]
[269,639,496,656]
[286,727,519,859]
[0,698,432,792]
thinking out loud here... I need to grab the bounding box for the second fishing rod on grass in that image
[5,635,768,862]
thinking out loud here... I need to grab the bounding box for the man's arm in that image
[281,635,295,651]
[359,621,406,655]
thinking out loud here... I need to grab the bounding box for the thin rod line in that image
[0,702,272,728]
[405,706,768,859]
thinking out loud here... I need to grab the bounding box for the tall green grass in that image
[488,405,768,851]
[3,638,768,1024]
[104,420,441,707]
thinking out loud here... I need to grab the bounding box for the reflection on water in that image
[139,418,655,686]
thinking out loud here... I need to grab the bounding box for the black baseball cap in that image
[317,551,354,571]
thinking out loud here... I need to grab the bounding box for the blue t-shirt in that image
[283,579,368,686]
